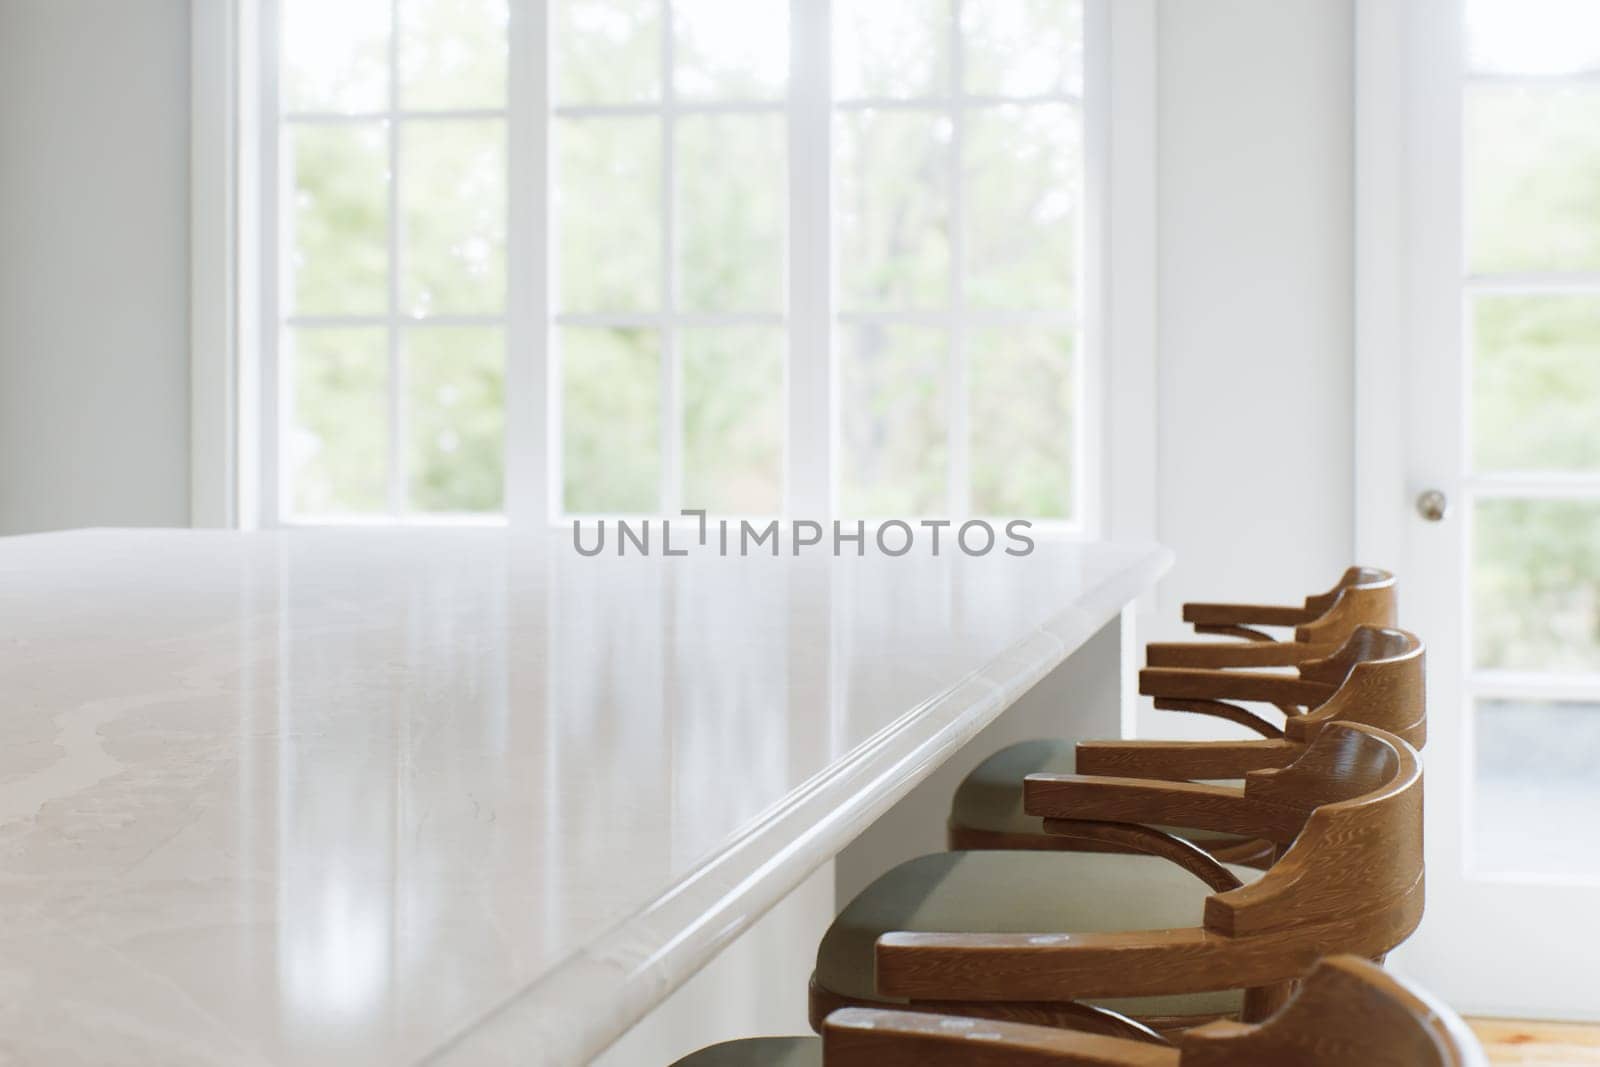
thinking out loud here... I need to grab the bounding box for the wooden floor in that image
[1471,1019,1600,1065]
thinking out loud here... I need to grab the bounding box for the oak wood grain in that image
[847,726,1424,1030]
[808,958,1485,1066]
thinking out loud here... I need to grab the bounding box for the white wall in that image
[0,0,192,535]
[1148,0,1355,638]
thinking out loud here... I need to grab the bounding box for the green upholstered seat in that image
[669,1037,820,1066]
[815,850,1261,1019]
[952,738,1250,846]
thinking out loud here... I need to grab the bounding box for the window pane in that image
[282,0,389,112]
[840,324,947,516]
[1466,0,1600,77]
[837,111,951,311]
[677,115,785,313]
[964,104,1079,311]
[557,118,662,313]
[833,0,948,100]
[555,0,661,105]
[1467,85,1600,274]
[288,328,389,515]
[400,0,508,110]
[969,328,1074,518]
[682,328,784,514]
[401,120,506,315]
[405,327,504,512]
[562,328,661,513]
[1474,498,1600,672]
[1474,698,1600,877]
[962,0,1083,98]
[288,124,390,316]
[1473,295,1600,473]
[674,0,787,100]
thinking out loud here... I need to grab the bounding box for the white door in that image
[1364,0,1600,1020]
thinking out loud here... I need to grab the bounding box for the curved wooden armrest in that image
[875,927,1226,1002]
[1139,667,1333,707]
[1151,699,1285,739]
[1191,623,1275,642]
[1145,639,1341,669]
[1023,774,1305,844]
[1075,738,1302,781]
[1181,602,1316,628]
[1041,819,1245,892]
[823,1008,1175,1066]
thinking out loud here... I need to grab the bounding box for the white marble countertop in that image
[0,528,1168,1066]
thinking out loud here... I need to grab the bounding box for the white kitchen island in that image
[0,529,1168,1066]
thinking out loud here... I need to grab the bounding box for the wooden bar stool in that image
[1180,566,1396,644]
[809,723,1423,1035]
[672,956,1485,1066]
[1145,576,1395,670]
[948,627,1424,866]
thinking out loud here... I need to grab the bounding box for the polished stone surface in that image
[0,528,1168,1065]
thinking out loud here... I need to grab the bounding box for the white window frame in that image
[1357,0,1600,1017]
[189,0,1157,540]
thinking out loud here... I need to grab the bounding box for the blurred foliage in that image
[562,328,662,513]
[1468,86,1600,273]
[290,124,389,315]
[400,0,507,109]
[677,115,785,313]
[557,117,661,312]
[1468,86,1600,674]
[291,0,1091,524]
[836,109,952,311]
[278,0,1600,696]
[290,328,389,515]
[401,120,506,315]
[834,0,949,100]
[1474,296,1600,471]
[407,327,505,511]
[970,329,1074,517]
[1471,294,1600,673]
[683,328,784,513]
[1475,500,1600,673]
[962,0,1083,97]
[555,0,661,105]
[965,105,1079,312]
[840,324,948,515]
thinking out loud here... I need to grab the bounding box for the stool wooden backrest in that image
[1101,626,1425,764]
[821,956,1484,1067]
[1178,567,1397,645]
[865,725,1423,1030]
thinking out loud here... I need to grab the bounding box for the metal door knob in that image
[1416,489,1449,522]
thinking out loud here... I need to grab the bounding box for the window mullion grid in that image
[1466,476,1600,497]
[787,0,833,519]
[284,108,508,123]
[287,313,508,328]
[506,0,551,526]
[555,100,783,118]
[555,311,783,328]
[1464,69,1600,89]
[261,0,283,526]
[386,0,406,517]
[947,0,970,519]
[661,0,683,516]
[1458,56,1600,686]
[1468,672,1600,703]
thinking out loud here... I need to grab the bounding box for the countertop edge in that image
[418,543,1173,1067]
